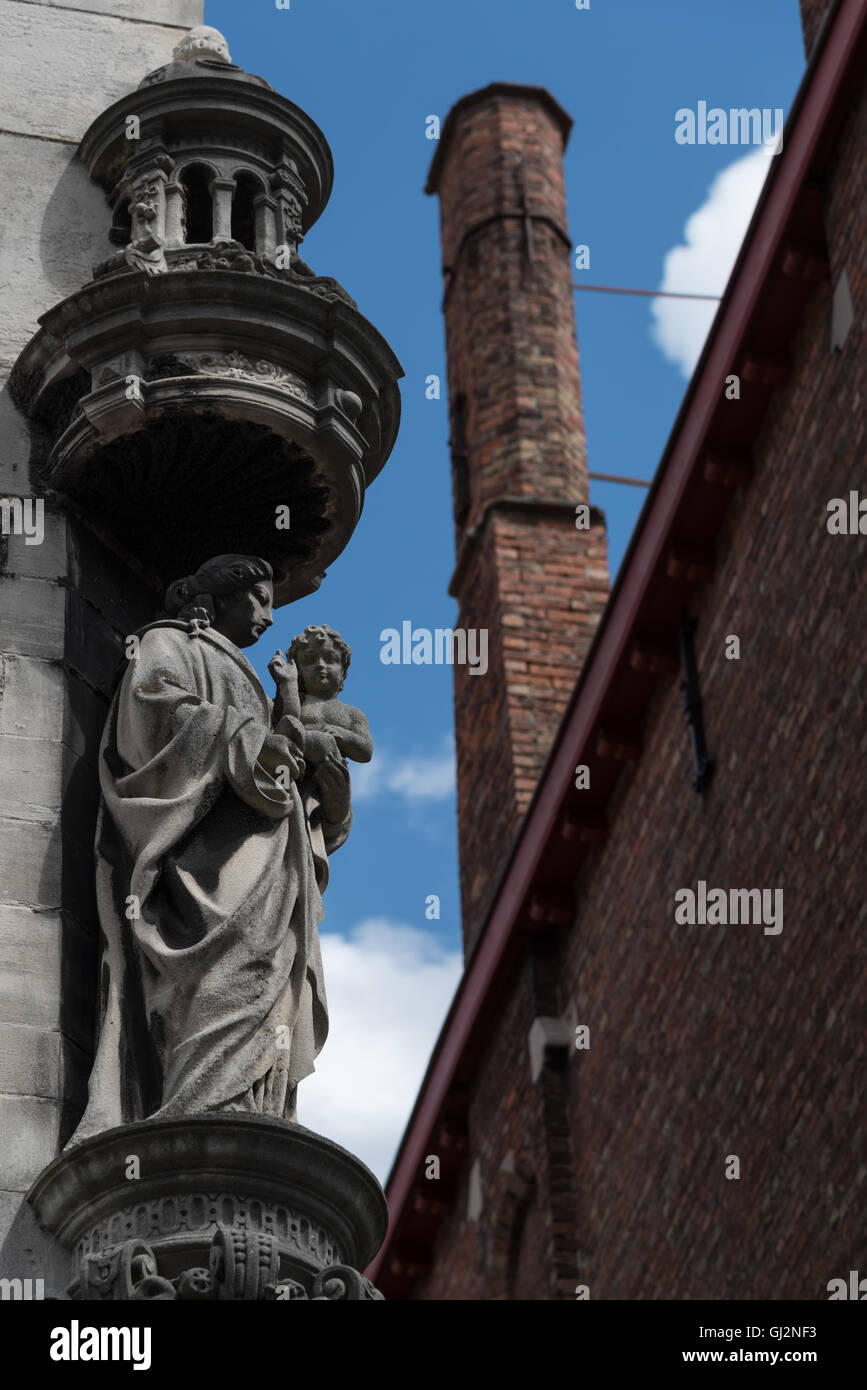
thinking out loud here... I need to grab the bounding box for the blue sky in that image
[205,0,807,1178]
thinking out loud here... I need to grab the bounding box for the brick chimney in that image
[427,84,609,955]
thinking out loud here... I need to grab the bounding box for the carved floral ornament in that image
[75,1227,383,1302]
[145,351,317,403]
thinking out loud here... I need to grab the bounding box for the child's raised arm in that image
[268,650,302,726]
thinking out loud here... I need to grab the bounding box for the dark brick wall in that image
[434,89,610,953]
[411,65,866,1301]
[415,951,568,1301]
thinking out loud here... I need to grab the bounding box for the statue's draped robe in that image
[69,622,349,1144]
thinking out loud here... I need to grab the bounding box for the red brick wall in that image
[416,946,577,1301]
[433,88,610,953]
[411,68,866,1301]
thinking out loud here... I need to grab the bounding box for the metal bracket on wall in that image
[678,616,715,795]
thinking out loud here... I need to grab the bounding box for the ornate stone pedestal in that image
[27,1115,386,1301]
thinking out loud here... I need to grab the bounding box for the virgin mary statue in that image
[69,555,352,1144]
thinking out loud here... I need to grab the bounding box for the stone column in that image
[254,194,278,257]
[211,177,236,241]
[164,181,187,248]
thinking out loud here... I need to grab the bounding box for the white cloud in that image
[351,733,456,803]
[650,145,774,378]
[298,918,463,1182]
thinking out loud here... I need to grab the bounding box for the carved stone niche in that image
[28,1116,386,1301]
[8,28,403,605]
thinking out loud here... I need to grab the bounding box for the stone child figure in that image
[69,556,353,1145]
[268,625,373,772]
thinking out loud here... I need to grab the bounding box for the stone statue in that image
[269,624,374,770]
[69,556,355,1145]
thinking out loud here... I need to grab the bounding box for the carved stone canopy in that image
[9,30,403,605]
[11,270,401,604]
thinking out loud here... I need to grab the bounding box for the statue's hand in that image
[268,650,297,687]
[303,729,340,765]
[313,755,351,825]
[257,731,303,780]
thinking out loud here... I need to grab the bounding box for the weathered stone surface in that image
[0,656,64,741]
[0,739,100,844]
[64,588,124,697]
[0,1188,68,1295]
[0,1095,61,1190]
[63,672,110,768]
[22,0,202,25]
[0,384,33,490]
[0,1023,61,1098]
[0,906,95,1062]
[0,816,93,926]
[0,736,64,819]
[0,135,110,369]
[0,815,59,907]
[0,655,107,763]
[60,828,99,932]
[0,578,64,659]
[0,3,192,143]
[1,511,67,582]
[67,519,158,638]
[0,1190,24,1249]
[0,907,63,1031]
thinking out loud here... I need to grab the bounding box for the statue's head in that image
[165,555,274,648]
[289,625,351,697]
[173,25,231,65]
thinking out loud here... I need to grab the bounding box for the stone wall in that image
[412,62,866,1303]
[0,0,202,1286]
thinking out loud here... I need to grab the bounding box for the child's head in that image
[288,625,351,697]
